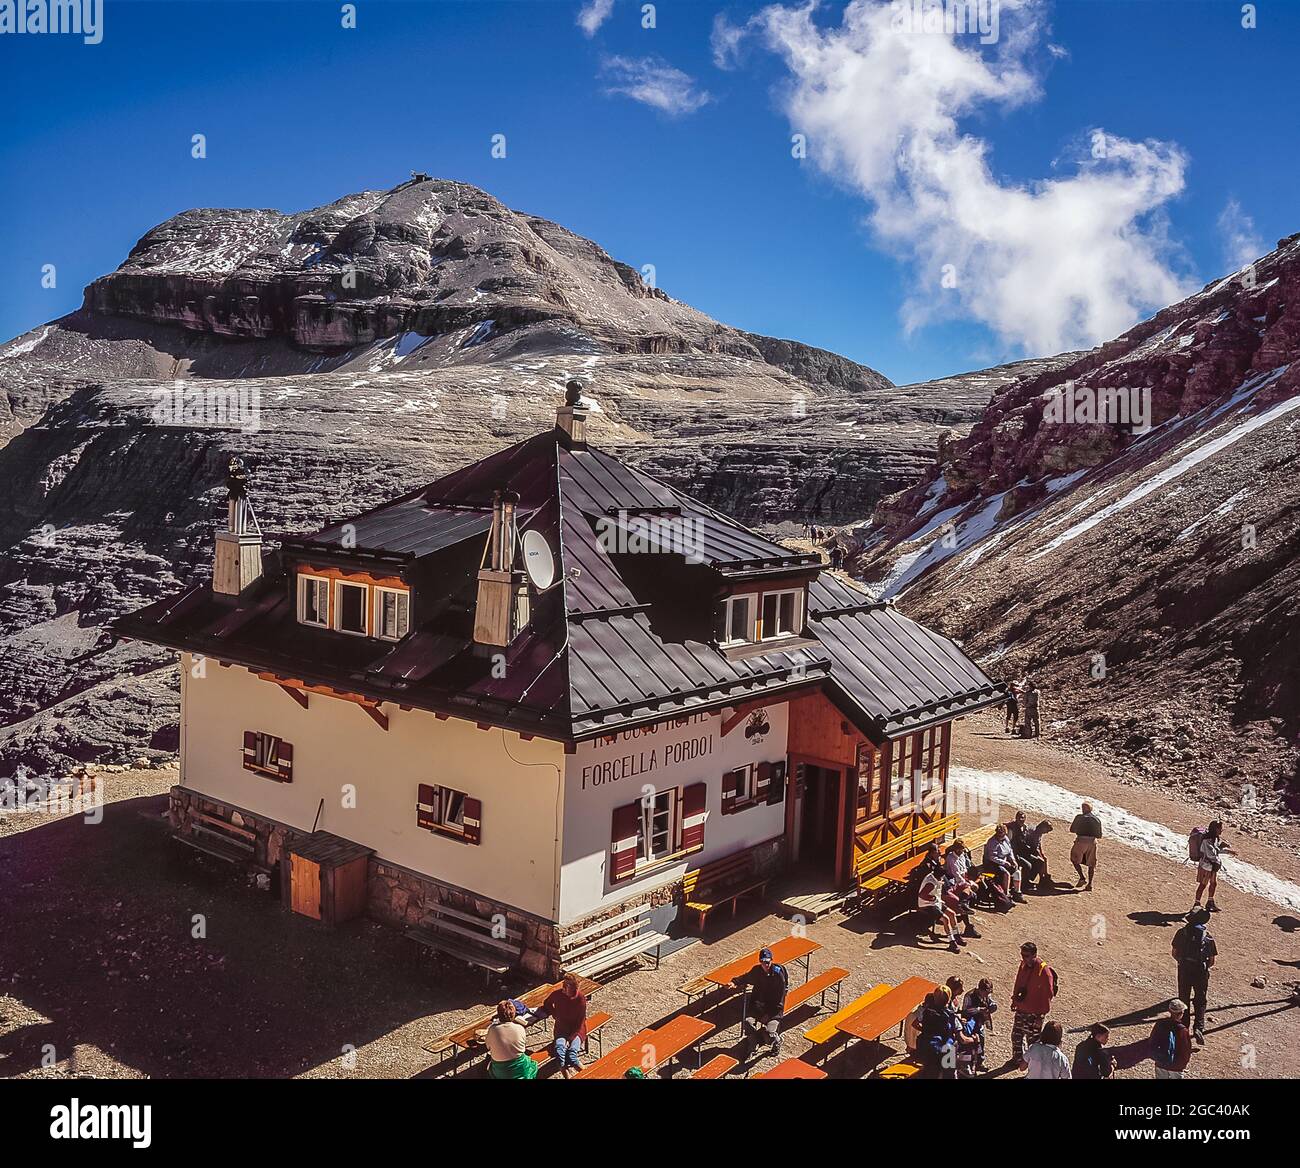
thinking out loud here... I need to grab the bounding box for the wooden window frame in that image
[297,574,330,628]
[417,783,480,844]
[333,580,370,637]
[243,730,292,783]
[716,594,757,647]
[758,588,805,642]
[374,586,410,642]
[635,787,681,869]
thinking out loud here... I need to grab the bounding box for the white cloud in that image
[600,55,713,116]
[736,0,1192,356]
[711,13,746,69]
[577,0,616,38]
[1217,198,1263,270]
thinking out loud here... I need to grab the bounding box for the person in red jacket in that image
[1008,941,1059,1068]
[537,973,589,1079]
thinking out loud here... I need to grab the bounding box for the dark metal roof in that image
[115,423,1004,743]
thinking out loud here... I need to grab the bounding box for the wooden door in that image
[290,853,322,920]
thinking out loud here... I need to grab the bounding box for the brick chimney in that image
[555,379,589,449]
[213,457,263,596]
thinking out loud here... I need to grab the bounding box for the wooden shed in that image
[282,832,374,926]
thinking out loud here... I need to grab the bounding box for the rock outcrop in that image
[857,236,1300,811]
[0,175,1010,777]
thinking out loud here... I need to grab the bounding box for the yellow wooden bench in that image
[854,814,961,907]
[956,822,997,853]
[803,983,891,1049]
[877,1059,924,1079]
[682,852,769,933]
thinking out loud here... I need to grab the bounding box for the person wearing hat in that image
[732,947,789,1061]
[1150,1000,1193,1077]
[1171,907,1217,1045]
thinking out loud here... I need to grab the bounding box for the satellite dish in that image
[522,530,556,590]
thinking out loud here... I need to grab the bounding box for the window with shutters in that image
[298,574,329,627]
[724,764,755,809]
[243,730,292,782]
[376,587,410,641]
[417,783,481,843]
[636,788,679,867]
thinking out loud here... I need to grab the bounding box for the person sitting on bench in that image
[536,973,589,1079]
[983,824,1027,903]
[732,947,789,1061]
[485,1000,537,1080]
[919,863,965,953]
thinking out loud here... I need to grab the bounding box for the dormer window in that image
[714,587,806,648]
[336,581,369,636]
[376,587,410,641]
[715,594,756,647]
[760,589,804,641]
[298,575,329,627]
[295,570,410,641]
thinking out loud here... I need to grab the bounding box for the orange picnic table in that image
[755,1058,827,1080]
[835,975,937,1044]
[577,1015,715,1079]
[702,936,822,988]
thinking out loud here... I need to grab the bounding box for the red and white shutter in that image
[721,769,742,815]
[754,761,772,803]
[242,730,257,771]
[766,760,787,806]
[681,782,708,852]
[417,784,440,831]
[610,802,640,882]
[275,740,294,783]
[462,796,482,845]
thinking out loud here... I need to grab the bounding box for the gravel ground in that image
[1,729,1297,1080]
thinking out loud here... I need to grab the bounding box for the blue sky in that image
[1,0,1297,384]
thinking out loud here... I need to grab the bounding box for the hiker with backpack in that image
[1150,1000,1194,1078]
[1172,907,1217,1045]
[1191,821,1234,913]
[1008,941,1060,1068]
[1069,802,1104,890]
[1004,683,1021,734]
[1072,1023,1115,1080]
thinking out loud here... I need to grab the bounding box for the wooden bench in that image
[692,1054,738,1080]
[561,903,669,980]
[783,966,848,1016]
[803,983,891,1057]
[406,902,524,979]
[877,1059,924,1079]
[682,852,769,932]
[755,1058,826,1079]
[957,822,998,853]
[676,975,718,1010]
[177,811,266,870]
[853,814,960,908]
[529,1011,613,1066]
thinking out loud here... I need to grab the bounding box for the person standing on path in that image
[1072,1023,1115,1080]
[1022,680,1041,737]
[1004,683,1020,734]
[1172,908,1217,1045]
[1069,802,1104,890]
[1194,821,1234,913]
[1008,941,1059,1067]
[1150,1000,1194,1078]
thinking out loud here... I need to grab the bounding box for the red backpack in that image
[1187,828,1206,862]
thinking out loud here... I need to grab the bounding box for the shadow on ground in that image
[0,795,486,1078]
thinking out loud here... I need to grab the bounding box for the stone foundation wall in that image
[367,858,558,979]
[169,785,302,872]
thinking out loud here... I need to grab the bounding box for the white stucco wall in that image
[558,703,789,924]
[179,655,565,920]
